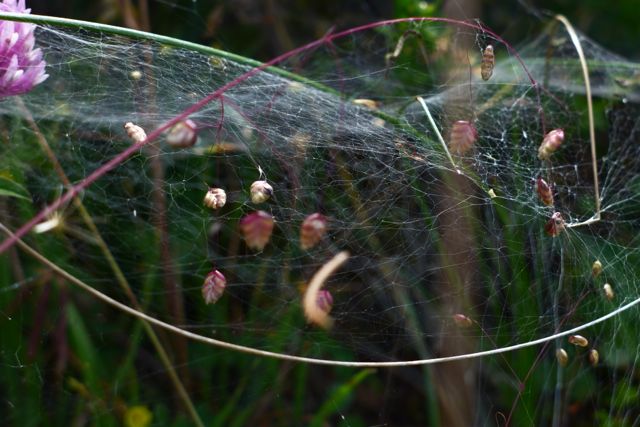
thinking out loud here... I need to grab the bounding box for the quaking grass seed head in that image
[124,122,147,143]
[449,120,477,155]
[592,260,603,277]
[300,213,328,250]
[545,212,565,237]
[250,180,273,204]
[452,314,473,328]
[538,128,565,160]
[556,348,569,367]
[203,188,226,210]
[589,349,599,366]
[166,119,198,148]
[202,270,226,305]
[568,334,589,347]
[536,177,554,206]
[316,289,334,314]
[603,283,614,301]
[239,211,274,251]
[481,44,495,81]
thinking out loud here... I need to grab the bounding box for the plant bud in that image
[603,283,614,301]
[124,122,147,143]
[449,120,477,155]
[536,177,554,206]
[203,188,226,210]
[452,314,473,328]
[592,260,603,277]
[250,180,273,204]
[239,211,274,251]
[316,289,334,314]
[202,270,226,305]
[588,349,599,366]
[300,213,328,250]
[538,128,564,160]
[556,348,569,367]
[166,119,197,148]
[545,212,565,237]
[568,334,589,347]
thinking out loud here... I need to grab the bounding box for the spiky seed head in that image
[202,270,226,305]
[204,188,226,210]
[250,180,273,204]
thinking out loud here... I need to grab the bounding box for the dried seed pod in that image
[202,270,226,305]
[449,120,478,155]
[316,289,334,314]
[300,213,328,250]
[556,348,569,367]
[352,99,379,109]
[538,128,565,160]
[452,314,473,328]
[124,122,147,143]
[536,177,554,206]
[166,119,197,148]
[568,334,589,347]
[588,349,599,366]
[545,212,565,237]
[203,188,226,210]
[250,180,273,204]
[603,283,614,301]
[480,45,495,81]
[592,260,603,277]
[239,211,274,251]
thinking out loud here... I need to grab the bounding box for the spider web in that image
[1,16,640,425]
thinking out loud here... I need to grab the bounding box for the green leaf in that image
[0,175,30,201]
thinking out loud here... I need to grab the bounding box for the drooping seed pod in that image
[545,212,565,237]
[300,213,328,250]
[452,313,473,328]
[556,348,569,367]
[124,122,147,143]
[166,119,197,148]
[202,270,226,305]
[203,188,226,210]
[588,349,599,366]
[480,45,495,81]
[250,180,273,204]
[536,177,554,206]
[603,283,614,301]
[568,334,589,347]
[449,120,478,155]
[538,128,565,160]
[239,211,274,251]
[592,260,603,277]
[316,289,334,314]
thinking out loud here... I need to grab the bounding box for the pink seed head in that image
[239,210,274,251]
[202,269,226,305]
[449,120,477,155]
[536,177,554,206]
[538,128,564,160]
[316,289,333,314]
[166,119,198,148]
[452,313,473,328]
[300,213,328,250]
[544,212,565,237]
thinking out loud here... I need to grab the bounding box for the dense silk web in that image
[2,16,640,424]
